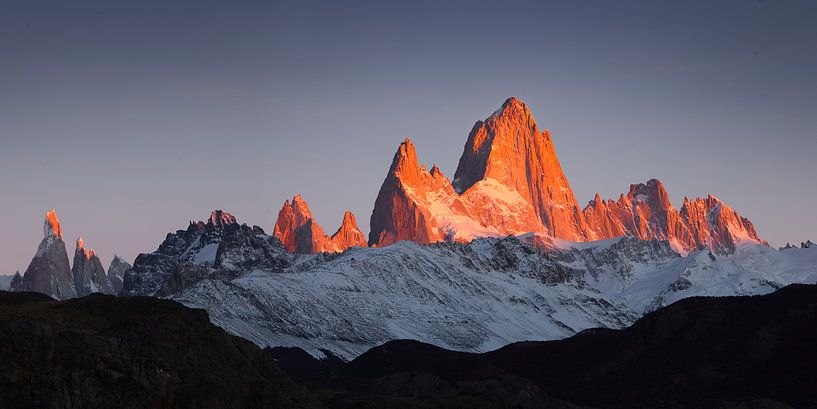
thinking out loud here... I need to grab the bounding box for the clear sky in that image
[1,0,815,274]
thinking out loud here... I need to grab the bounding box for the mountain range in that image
[275,97,763,255]
[8,97,814,362]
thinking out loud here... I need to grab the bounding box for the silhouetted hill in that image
[4,285,816,408]
[0,291,321,409]
[300,284,817,408]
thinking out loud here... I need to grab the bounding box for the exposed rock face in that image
[584,179,695,252]
[107,255,131,294]
[274,196,366,254]
[680,195,764,254]
[72,237,115,296]
[584,179,763,253]
[369,139,446,246]
[367,97,764,253]
[273,196,309,252]
[452,97,593,241]
[122,210,290,297]
[370,98,591,247]
[16,210,76,299]
[329,211,367,250]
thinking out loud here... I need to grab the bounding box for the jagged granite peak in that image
[329,211,367,250]
[122,211,291,297]
[585,179,763,254]
[274,195,366,254]
[452,97,593,241]
[273,196,316,252]
[44,208,62,239]
[72,237,115,296]
[369,137,446,246]
[107,254,131,294]
[679,194,764,254]
[369,98,585,247]
[208,210,237,229]
[15,209,76,299]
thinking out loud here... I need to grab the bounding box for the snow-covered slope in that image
[122,211,817,360]
[163,233,817,360]
[172,238,642,359]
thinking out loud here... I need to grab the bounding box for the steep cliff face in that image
[680,195,764,254]
[369,98,591,247]
[453,97,593,241]
[16,210,76,300]
[329,211,367,250]
[72,237,115,296]
[584,180,763,253]
[274,196,366,254]
[369,139,447,246]
[107,255,131,294]
[273,196,314,253]
[122,210,291,297]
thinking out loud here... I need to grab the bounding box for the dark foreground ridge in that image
[277,284,817,409]
[0,291,321,409]
[2,285,817,408]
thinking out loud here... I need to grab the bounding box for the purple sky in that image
[1,0,816,274]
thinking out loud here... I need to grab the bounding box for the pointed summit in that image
[452,97,593,241]
[274,196,364,254]
[72,236,114,296]
[330,211,367,250]
[208,210,237,230]
[75,237,95,259]
[107,254,131,294]
[44,208,62,239]
[274,196,317,252]
[15,210,76,299]
[369,139,445,246]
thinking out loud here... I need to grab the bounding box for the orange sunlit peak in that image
[45,209,62,239]
[76,237,95,259]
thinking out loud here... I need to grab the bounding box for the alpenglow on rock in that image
[15,209,76,299]
[583,179,764,254]
[368,97,764,254]
[273,195,366,254]
[72,237,115,296]
[369,98,590,247]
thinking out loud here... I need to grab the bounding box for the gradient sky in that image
[1,0,816,274]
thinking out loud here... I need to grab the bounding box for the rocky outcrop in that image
[328,211,367,250]
[452,97,593,241]
[370,98,591,247]
[107,255,131,294]
[680,195,764,254]
[72,237,116,296]
[584,180,763,253]
[368,139,446,246]
[15,209,76,299]
[584,179,695,252]
[274,196,366,254]
[122,210,291,297]
[367,97,765,253]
